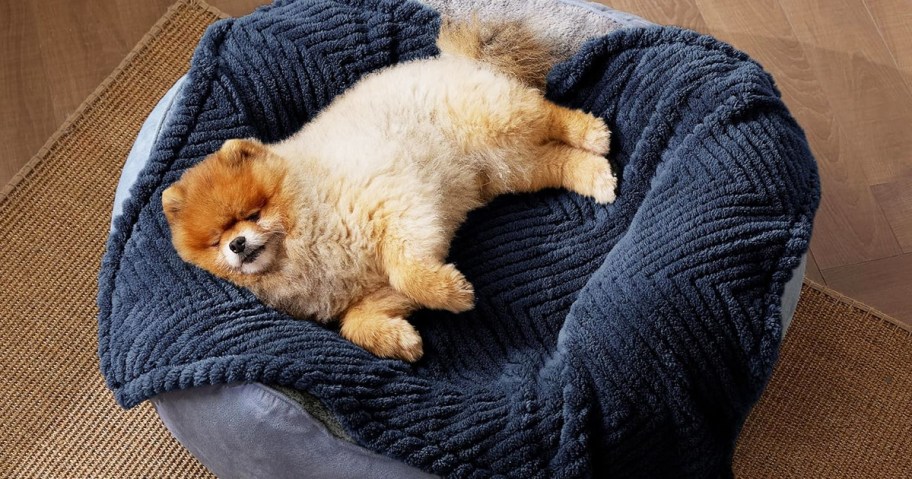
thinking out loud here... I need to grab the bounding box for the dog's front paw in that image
[344,314,424,362]
[376,316,424,362]
[435,263,476,313]
[392,261,476,313]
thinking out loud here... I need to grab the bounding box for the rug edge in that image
[802,279,912,334]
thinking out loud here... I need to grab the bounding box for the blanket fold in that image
[98,1,819,476]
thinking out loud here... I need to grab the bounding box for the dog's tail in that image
[437,17,553,90]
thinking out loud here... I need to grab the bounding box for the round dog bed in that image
[100,0,818,477]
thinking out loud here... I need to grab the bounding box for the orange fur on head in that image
[162,139,290,284]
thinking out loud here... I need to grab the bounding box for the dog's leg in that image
[512,142,617,204]
[384,254,475,313]
[340,287,423,362]
[380,228,474,313]
[546,103,611,156]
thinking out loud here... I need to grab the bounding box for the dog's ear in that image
[219,138,265,165]
[162,183,185,221]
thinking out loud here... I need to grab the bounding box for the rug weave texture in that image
[734,283,912,478]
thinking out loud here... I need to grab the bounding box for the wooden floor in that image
[2,0,910,325]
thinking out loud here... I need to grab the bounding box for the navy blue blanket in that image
[98,0,819,476]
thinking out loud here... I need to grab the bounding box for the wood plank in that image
[871,176,912,254]
[822,253,912,327]
[27,1,167,122]
[805,251,825,284]
[603,0,708,31]
[862,0,912,85]
[778,0,912,186]
[0,1,56,188]
[0,0,268,191]
[693,0,901,271]
[209,0,266,18]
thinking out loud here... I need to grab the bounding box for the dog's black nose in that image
[229,236,246,254]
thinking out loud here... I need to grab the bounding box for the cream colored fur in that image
[163,20,616,361]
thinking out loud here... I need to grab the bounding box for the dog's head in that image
[162,139,289,279]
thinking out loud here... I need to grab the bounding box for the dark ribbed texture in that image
[98,1,820,476]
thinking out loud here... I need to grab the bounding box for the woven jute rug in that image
[735,283,912,478]
[0,0,909,477]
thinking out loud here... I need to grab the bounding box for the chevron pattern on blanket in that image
[98,0,819,476]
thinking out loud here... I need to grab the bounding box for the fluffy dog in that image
[162,19,616,361]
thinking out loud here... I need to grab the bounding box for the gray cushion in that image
[153,383,435,479]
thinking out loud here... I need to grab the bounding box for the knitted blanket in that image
[98,0,820,476]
